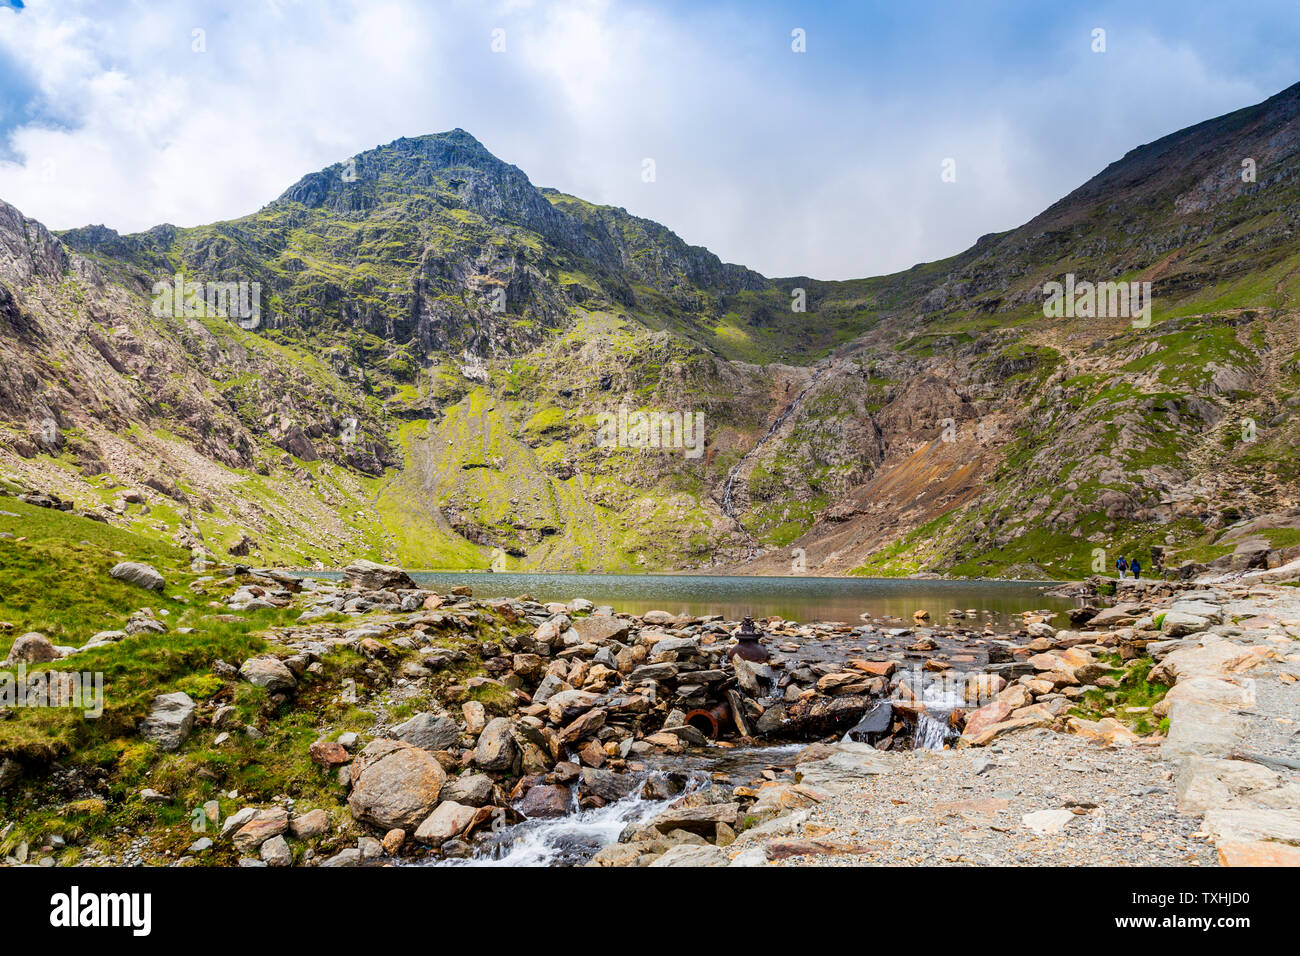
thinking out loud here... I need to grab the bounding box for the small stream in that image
[425,745,806,867]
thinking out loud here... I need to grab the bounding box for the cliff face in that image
[2,85,1300,576]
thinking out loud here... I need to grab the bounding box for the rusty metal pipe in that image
[683,702,732,740]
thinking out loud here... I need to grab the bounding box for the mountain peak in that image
[272,129,525,212]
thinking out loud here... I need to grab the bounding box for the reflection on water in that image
[312,571,1070,627]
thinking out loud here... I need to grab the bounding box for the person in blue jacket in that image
[1130,557,1141,580]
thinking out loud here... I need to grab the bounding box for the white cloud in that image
[0,0,1286,280]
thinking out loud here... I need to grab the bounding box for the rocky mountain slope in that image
[3,84,1300,578]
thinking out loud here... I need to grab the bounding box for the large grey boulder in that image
[140,692,196,751]
[110,562,165,591]
[571,614,630,644]
[343,559,415,591]
[393,712,460,751]
[3,632,58,665]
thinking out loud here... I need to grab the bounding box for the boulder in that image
[139,692,196,751]
[290,809,330,839]
[1065,716,1138,747]
[239,656,297,692]
[347,739,447,830]
[393,712,460,751]
[475,718,519,772]
[343,559,416,591]
[517,784,571,818]
[442,773,495,807]
[109,561,165,591]
[308,740,351,768]
[259,835,292,867]
[1159,611,1211,637]
[413,800,477,844]
[961,700,1013,739]
[571,614,630,644]
[3,632,57,665]
[651,802,742,835]
[1218,841,1300,867]
[581,767,637,802]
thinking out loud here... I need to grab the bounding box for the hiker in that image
[1131,557,1141,579]
[1115,556,1128,579]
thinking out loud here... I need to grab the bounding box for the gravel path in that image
[770,585,1300,867]
[772,730,1216,866]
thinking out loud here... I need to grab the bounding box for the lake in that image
[308,571,1073,626]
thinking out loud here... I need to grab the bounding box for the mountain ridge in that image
[3,83,1300,577]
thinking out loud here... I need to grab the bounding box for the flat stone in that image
[1217,840,1300,867]
[647,843,729,867]
[232,807,289,853]
[651,801,741,835]
[413,800,477,844]
[1021,809,1076,835]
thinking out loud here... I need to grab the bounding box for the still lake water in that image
[312,571,1072,626]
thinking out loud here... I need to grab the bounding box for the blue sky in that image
[0,0,1297,280]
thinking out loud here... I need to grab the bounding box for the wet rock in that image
[581,767,637,802]
[517,783,571,818]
